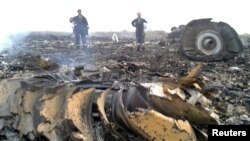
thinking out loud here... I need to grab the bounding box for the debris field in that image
[0,31,250,141]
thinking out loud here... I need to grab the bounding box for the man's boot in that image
[83,44,90,53]
[75,44,80,49]
[141,44,145,50]
[137,45,141,51]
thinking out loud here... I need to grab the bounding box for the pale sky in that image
[0,0,249,39]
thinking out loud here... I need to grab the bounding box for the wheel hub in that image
[196,31,223,55]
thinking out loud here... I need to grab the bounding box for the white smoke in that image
[0,31,29,53]
[0,33,13,52]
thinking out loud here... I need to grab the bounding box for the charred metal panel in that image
[128,110,196,141]
[180,18,243,61]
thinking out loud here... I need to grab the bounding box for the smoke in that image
[0,35,11,50]
[0,32,29,53]
[0,34,15,52]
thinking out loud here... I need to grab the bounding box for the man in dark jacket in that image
[132,12,147,50]
[70,9,89,49]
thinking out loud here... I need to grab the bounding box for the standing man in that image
[132,12,147,51]
[70,9,89,49]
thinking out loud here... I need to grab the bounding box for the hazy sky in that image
[0,0,249,36]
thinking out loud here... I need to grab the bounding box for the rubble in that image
[0,119,4,130]
[0,31,249,140]
[128,110,196,141]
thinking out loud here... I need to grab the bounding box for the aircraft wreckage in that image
[0,18,249,141]
[0,64,217,141]
[170,18,243,61]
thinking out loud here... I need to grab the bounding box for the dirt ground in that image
[0,31,250,140]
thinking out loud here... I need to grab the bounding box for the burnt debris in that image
[0,27,250,141]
